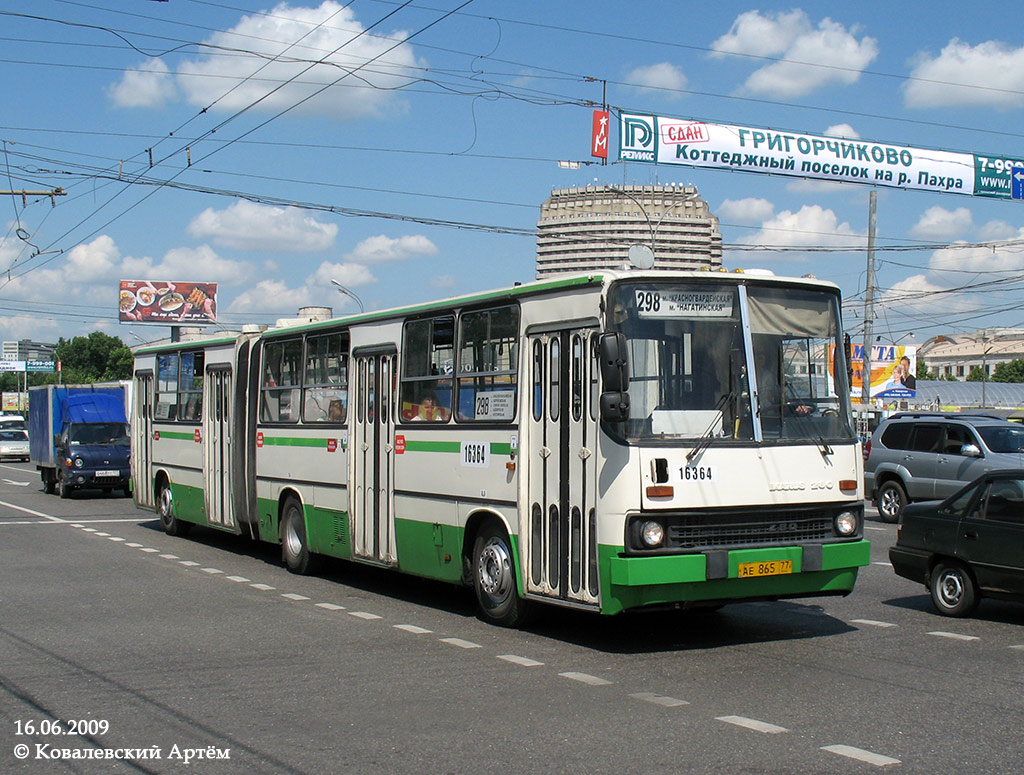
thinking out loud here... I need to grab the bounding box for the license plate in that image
[738,559,793,578]
[96,470,120,477]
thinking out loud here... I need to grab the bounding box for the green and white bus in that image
[132,269,869,626]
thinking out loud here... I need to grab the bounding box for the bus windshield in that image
[609,281,855,444]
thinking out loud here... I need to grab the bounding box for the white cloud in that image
[624,62,687,97]
[711,11,877,97]
[108,58,178,107]
[977,220,1018,241]
[736,205,864,255]
[716,197,774,224]
[311,260,377,288]
[905,39,1024,109]
[229,260,376,315]
[344,234,438,263]
[928,234,1024,278]
[824,123,860,139]
[121,244,251,283]
[429,274,457,289]
[878,273,971,318]
[187,200,338,252]
[174,1,421,119]
[909,206,973,240]
[228,279,316,314]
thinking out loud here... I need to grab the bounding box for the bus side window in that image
[457,305,519,423]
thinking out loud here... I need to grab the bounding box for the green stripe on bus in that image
[261,436,341,448]
[156,431,195,441]
[403,440,512,455]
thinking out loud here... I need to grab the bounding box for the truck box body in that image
[29,385,130,496]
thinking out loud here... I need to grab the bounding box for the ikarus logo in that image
[620,114,655,162]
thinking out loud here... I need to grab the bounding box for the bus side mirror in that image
[598,332,629,392]
[598,332,630,422]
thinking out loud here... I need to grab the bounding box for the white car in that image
[0,429,30,461]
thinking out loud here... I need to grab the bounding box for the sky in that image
[3,0,1024,349]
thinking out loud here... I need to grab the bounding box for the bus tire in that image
[158,482,191,537]
[472,522,533,628]
[281,497,322,575]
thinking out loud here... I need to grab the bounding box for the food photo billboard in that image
[119,280,217,325]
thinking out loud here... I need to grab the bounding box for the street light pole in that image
[331,280,364,314]
[605,184,700,260]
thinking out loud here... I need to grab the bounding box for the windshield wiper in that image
[686,391,733,463]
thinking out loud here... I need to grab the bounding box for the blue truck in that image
[29,385,131,498]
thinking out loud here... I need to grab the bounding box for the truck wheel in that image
[42,471,56,495]
[157,482,191,537]
[58,475,70,499]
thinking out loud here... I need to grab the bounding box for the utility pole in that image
[863,190,877,406]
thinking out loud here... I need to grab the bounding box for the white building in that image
[918,329,1024,379]
[536,184,723,277]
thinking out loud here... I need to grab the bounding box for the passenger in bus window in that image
[414,390,448,421]
[328,399,344,422]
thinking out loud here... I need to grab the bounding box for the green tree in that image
[51,332,133,384]
[991,358,1024,383]
[916,358,936,381]
[966,366,987,382]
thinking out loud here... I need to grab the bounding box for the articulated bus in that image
[132,269,870,626]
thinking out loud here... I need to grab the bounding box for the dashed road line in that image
[559,672,612,686]
[226,576,250,583]
[202,567,224,575]
[250,583,275,591]
[394,624,431,634]
[281,593,310,601]
[159,553,178,559]
[126,543,143,548]
[631,692,688,707]
[440,637,481,649]
[497,654,543,667]
[107,536,125,542]
[139,547,159,553]
[852,619,898,628]
[715,716,788,734]
[821,744,900,767]
[315,603,345,611]
[928,631,979,642]
[349,611,382,620]
[179,560,199,566]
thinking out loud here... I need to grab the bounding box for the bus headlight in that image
[835,511,858,536]
[641,520,665,548]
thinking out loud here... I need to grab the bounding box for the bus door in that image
[351,349,397,565]
[133,372,155,508]
[203,366,235,529]
[525,328,601,606]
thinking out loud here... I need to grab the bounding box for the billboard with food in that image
[119,281,217,325]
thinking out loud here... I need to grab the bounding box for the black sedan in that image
[889,469,1024,617]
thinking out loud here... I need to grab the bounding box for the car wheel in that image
[472,522,533,628]
[157,482,191,537]
[930,562,978,617]
[877,480,907,523]
[281,497,322,575]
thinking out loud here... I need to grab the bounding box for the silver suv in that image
[864,413,1024,522]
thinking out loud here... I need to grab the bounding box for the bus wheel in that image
[281,497,322,575]
[158,482,190,537]
[472,523,532,628]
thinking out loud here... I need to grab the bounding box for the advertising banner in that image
[119,280,218,325]
[619,114,1021,199]
[830,343,917,401]
[592,110,609,159]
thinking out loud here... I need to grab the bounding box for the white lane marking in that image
[107,536,126,542]
[865,526,887,531]
[226,576,250,583]
[202,568,224,575]
[440,637,481,649]
[81,528,97,533]
[250,583,275,591]
[126,543,144,548]
[159,554,179,559]
[394,624,431,634]
[559,672,612,686]
[0,499,65,523]
[139,547,159,553]
[349,611,382,620]
[315,603,345,611]
[1009,645,1024,651]
[631,692,688,707]
[95,532,111,537]
[497,654,543,667]
[821,744,900,766]
[928,631,979,642]
[852,619,898,628]
[178,560,199,566]
[872,561,893,567]
[281,593,309,601]
[1,479,30,486]
[715,716,789,734]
